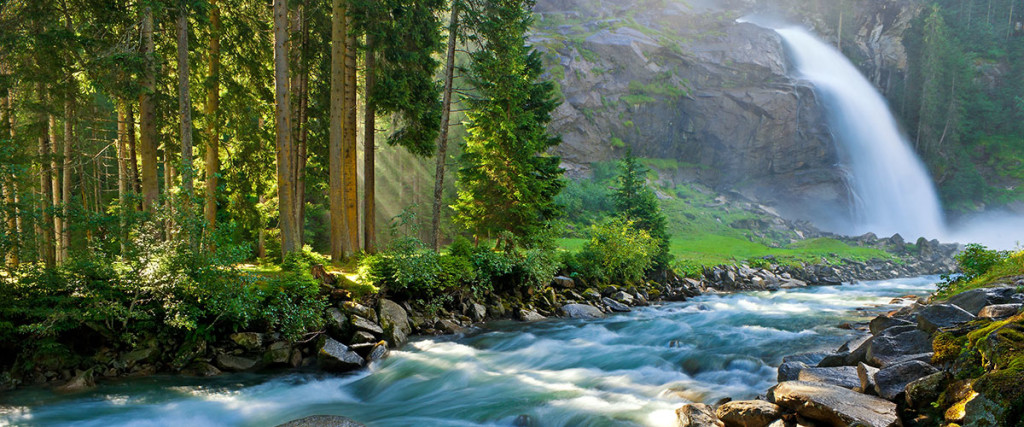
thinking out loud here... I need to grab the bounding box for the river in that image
[0,276,938,427]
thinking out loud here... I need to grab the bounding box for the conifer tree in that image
[614,150,672,272]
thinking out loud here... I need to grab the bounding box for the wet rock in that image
[977,303,1022,319]
[768,381,898,427]
[230,332,263,351]
[715,400,783,427]
[560,304,605,319]
[856,362,879,394]
[816,352,851,368]
[947,286,1021,315]
[350,315,384,337]
[844,336,874,366]
[869,315,914,335]
[276,415,366,427]
[904,371,947,409]
[171,338,207,370]
[343,302,378,323]
[435,319,463,334]
[866,327,932,367]
[181,361,222,377]
[518,309,546,322]
[796,366,860,390]
[55,369,95,393]
[778,361,807,382]
[121,344,159,368]
[318,338,364,372]
[513,414,535,427]
[873,360,938,400]
[350,331,377,345]
[601,297,631,312]
[470,303,487,322]
[367,341,389,363]
[916,304,975,334]
[582,288,602,300]
[378,299,411,348]
[677,403,724,427]
[551,276,575,289]
[216,354,258,372]
[327,308,349,337]
[612,291,634,304]
[264,341,291,365]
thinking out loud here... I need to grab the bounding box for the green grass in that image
[937,250,1024,299]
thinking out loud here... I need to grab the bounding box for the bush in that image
[574,219,658,285]
[955,243,1009,280]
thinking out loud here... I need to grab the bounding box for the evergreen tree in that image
[614,150,671,272]
[452,0,563,249]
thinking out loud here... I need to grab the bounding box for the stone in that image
[181,361,222,377]
[768,381,899,427]
[326,308,349,337]
[350,315,384,337]
[318,338,364,372]
[601,297,631,312]
[215,354,258,371]
[782,352,829,366]
[121,345,159,368]
[905,371,947,409]
[866,327,932,367]
[916,304,976,334]
[275,415,365,427]
[582,288,601,300]
[676,403,724,427]
[873,360,939,401]
[551,276,575,289]
[264,341,291,365]
[715,400,783,427]
[171,338,207,370]
[977,303,1022,319]
[436,319,463,334]
[351,331,377,345]
[518,309,546,322]
[470,303,487,322]
[378,299,411,348]
[230,332,263,351]
[869,315,914,335]
[947,286,1021,315]
[55,369,95,393]
[844,335,874,366]
[777,361,806,382]
[367,341,389,363]
[816,352,851,368]
[612,291,634,304]
[796,366,861,390]
[560,304,605,319]
[857,362,880,394]
[343,302,378,323]
[961,393,1006,427]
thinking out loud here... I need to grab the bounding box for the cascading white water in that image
[774,27,946,240]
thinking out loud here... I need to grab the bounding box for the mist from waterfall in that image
[774,27,946,241]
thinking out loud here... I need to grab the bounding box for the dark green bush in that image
[955,243,1009,280]
[574,219,658,285]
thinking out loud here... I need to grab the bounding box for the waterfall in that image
[774,27,946,240]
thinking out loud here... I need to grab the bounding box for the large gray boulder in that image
[916,304,976,334]
[601,297,631,312]
[715,400,783,427]
[856,362,880,394]
[560,304,605,319]
[768,381,899,427]
[350,315,384,337]
[318,338,365,372]
[276,415,365,427]
[905,371,948,409]
[977,303,1022,319]
[215,354,258,372]
[378,299,412,348]
[796,366,861,390]
[873,360,939,401]
[777,361,806,382]
[947,286,1022,315]
[676,403,724,427]
[866,326,932,367]
[869,315,914,335]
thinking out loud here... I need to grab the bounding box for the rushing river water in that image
[0,276,938,427]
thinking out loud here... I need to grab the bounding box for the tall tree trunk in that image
[61,99,72,261]
[164,149,175,237]
[49,114,63,264]
[432,5,459,251]
[140,6,159,213]
[343,18,359,251]
[291,1,309,238]
[204,0,221,235]
[1,84,17,267]
[274,0,300,256]
[127,104,140,196]
[329,0,347,260]
[117,104,129,254]
[177,2,194,196]
[364,34,376,254]
[38,92,55,268]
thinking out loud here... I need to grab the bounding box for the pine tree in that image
[614,150,672,272]
[452,0,563,249]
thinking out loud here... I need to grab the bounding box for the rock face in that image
[768,381,899,427]
[715,400,783,427]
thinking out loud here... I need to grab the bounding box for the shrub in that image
[575,219,658,285]
[955,243,1009,280]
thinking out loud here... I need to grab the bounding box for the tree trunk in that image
[177,2,194,196]
[204,0,221,235]
[343,19,359,251]
[291,1,309,240]
[117,104,129,254]
[274,0,299,256]
[329,0,347,261]
[140,6,159,213]
[432,5,459,251]
[38,93,55,268]
[164,149,175,237]
[1,84,17,267]
[61,100,72,261]
[127,104,140,197]
[364,34,376,254]
[49,114,63,264]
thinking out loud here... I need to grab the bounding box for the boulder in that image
[264,341,291,365]
[350,315,384,337]
[869,315,914,335]
[350,331,377,345]
[560,304,605,319]
[904,371,948,409]
[977,303,1022,319]
[777,361,806,382]
[715,400,783,427]
[378,299,411,348]
[856,362,879,394]
[843,335,874,366]
[551,276,575,289]
[782,352,829,366]
[55,369,95,393]
[612,291,635,304]
[796,366,861,390]
[171,338,207,370]
[916,304,976,334]
[602,297,631,312]
[318,338,364,372]
[866,327,932,367]
[768,381,899,427]
[947,286,1021,315]
[873,360,939,400]
[677,403,724,427]
[181,361,221,377]
[343,302,378,323]
[518,309,546,322]
[816,352,851,368]
[215,354,258,372]
[470,303,488,322]
[276,415,365,427]
[367,341,389,363]
[326,308,349,337]
[121,344,159,368]
[229,332,263,351]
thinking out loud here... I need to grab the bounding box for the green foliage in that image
[938,246,1022,298]
[553,178,614,232]
[614,150,672,271]
[573,219,658,285]
[956,243,1009,281]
